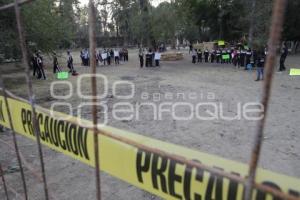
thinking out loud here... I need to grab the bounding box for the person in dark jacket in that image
[80,50,84,66]
[232,49,238,67]
[210,49,215,63]
[123,48,129,61]
[252,49,258,67]
[67,51,77,75]
[227,48,232,63]
[36,51,46,80]
[256,52,265,81]
[279,43,288,71]
[31,53,41,78]
[107,50,111,65]
[240,48,246,67]
[53,52,61,74]
[221,48,227,64]
[245,49,252,69]
[189,44,193,54]
[146,49,153,67]
[139,48,144,68]
[236,49,241,67]
[216,48,221,63]
[192,49,197,64]
[197,49,202,63]
[204,48,209,63]
[83,48,89,66]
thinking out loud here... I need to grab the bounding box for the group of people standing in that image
[191,47,255,68]
[31,50,78,80]
[138,48,161,68]
[30,47,130,80]
[80,48,129,66]
[53,50,78,76]
[191,43,289,81]
[31,51,47,80]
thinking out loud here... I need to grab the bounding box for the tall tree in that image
[0,0,19,60]
[283,0,300,53]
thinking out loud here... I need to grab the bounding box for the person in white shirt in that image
[114,49,120,65]
[154,49,161,67]
[102,49,108,65]
[83,49,89,66]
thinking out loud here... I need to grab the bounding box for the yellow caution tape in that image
[0,94,299,200]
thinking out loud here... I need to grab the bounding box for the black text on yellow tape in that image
[21,108,89,160]
[136,149,299,200]
[0,94,299,200]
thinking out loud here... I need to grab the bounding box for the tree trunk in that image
[248,0,257,48]
[139,0,151,47]
[292,41,299,54]
[171,37,176,49]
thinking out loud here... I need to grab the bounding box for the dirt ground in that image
[0,49,299,200]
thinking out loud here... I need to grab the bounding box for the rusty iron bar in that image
[6,184,21,200]
[0,163,9,200]
[0,74,28,200]
[0,0,34,11]
[0,138,60,200]
[13,0,49,199]
[0,138,43,181]
[3,89,300,200]
[88,0,102,200]
[244,0,288,200]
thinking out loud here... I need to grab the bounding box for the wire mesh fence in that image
[0,0,298,200]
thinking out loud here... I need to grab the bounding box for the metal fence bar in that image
[13,0,49,199]
[0,0,298,200]
[0,163,9,200]
[0,0,33,11]
[88,0,102,200]
[248,0,257,49]
[244,0,288,200]
[0,138,61,200]
[0,75,28,200]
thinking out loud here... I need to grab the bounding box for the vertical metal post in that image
[14,0,49,199]
[88,1,102,200]
[244,0,288,200]
[0,163,9,200]
[248,0,256,48]
[0,75,28,200]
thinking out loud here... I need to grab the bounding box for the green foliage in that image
[151,2,177,45]
[283,0,300,41]
[0,0,79,58]
[22,0,70,51]
[1,0,299,58]
[0,0,20,59]
[250,0,272,48]
[174,0,249,42]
